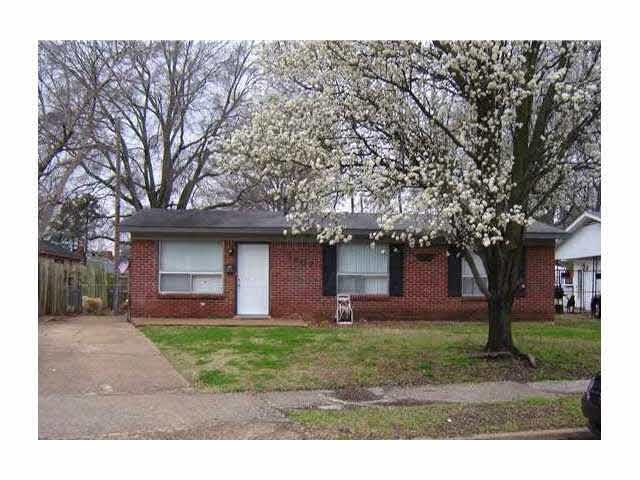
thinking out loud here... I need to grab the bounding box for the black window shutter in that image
[322,244,337,296]
[515,247,527,297]
[447,247,462,297]
[389,245,404,296]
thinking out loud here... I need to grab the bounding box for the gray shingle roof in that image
[121,208,566,239]
[527,220,568,237]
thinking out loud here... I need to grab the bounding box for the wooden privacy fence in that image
[38,259,117,315]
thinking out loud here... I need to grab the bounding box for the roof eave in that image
[123,225,567,240]
[565,212,601,233]
[524,232,568,240]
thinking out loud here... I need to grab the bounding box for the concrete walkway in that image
[38,315,588,439]
[131,316,308,327]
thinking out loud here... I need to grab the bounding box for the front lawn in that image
[141,314,600,392]
[289,395,585,439]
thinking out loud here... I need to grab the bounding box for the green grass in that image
[289,395,585,439]
[141,314,600,392]
[198,369,237,386]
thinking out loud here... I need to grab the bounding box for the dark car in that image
[582,373,601,438]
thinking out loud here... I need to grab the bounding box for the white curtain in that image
[337,243,389,294]
[160,240,223,273]
[462,252,487,296]
[462,252,487,277]
[159,273,191,292]
[192,274,223,293]
[338,243,388,274]
[337,275,389,295]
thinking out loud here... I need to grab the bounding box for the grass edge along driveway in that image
[140,315,600,393]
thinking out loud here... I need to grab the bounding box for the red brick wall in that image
[130,238,555,320]
[269,241,555,321]
[130,239,236,318]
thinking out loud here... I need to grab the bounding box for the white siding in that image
[556,222,600,261]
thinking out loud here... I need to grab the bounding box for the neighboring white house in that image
[555,210,601,311]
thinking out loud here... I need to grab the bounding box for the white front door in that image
[237,244,269,316]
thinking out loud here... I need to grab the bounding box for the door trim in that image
[235,242,270,316]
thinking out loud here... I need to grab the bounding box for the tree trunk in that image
[481,238,523,355]
[485,296,516,353]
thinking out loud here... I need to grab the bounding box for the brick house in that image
[122,209,565,322]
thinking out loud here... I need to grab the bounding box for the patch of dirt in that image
[331,387,383,402]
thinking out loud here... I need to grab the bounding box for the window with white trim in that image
[462,252,488,296]
[159,240,223,294]
[337,243,389,295]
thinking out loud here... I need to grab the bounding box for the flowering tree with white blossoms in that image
[226,41,600,357]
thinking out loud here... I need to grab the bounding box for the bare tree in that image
[215,167,312,214]
[77,41,260,211]
[38,41,113,238]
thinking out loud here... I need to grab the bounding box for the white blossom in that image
[223,41,600,256]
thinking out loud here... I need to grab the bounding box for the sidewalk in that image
[258,378,588,409]
[39,379,588,439]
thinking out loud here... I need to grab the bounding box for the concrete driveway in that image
[39,316,300,439]
[39,315,188,396]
